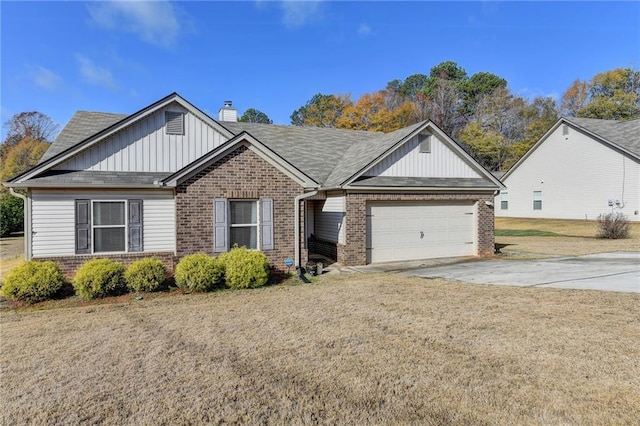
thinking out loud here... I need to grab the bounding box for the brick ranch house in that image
[4,93,503,276]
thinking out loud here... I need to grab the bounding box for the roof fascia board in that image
[164,132,318,189]
[5,182,166,189]
[12,93,235,183]
[343,186,498,193]
[342,121,504,189]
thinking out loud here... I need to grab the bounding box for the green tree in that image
[239,108,273,124]
[570,68,640,120]
[398,73,429,100]
[290,93,352,127]
[460,72,507,117]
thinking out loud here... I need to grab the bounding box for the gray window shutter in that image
[128,200,143,252]
[261,198,274,250]
[75,199,91,254]
[213,198,228,253]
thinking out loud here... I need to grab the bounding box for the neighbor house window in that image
[75,199,143,254]
[229,201,258,249]
[93,201,126,252]
[533,191,542,210]
[501,192,508,210]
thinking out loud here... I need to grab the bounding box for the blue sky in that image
[1,1,639,139]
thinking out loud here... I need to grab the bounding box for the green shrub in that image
[174,253,224,292]
[125,257,167,292]
[0,194,24,237]
[597,212,630,239]
[219,246,269,289]
[1,260,66,303]
[73,258,126,299]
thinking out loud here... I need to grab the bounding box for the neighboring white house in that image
[496,117,640,221]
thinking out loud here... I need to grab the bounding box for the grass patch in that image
[495,229,561,237]
[2,273,639,425]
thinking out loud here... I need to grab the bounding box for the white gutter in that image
[9,188,31,261]
[294,191,318,268]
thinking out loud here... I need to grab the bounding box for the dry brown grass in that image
[2,274,639,425]
[496,218,640,256]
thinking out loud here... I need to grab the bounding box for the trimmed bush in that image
[73,258,126,299]
[125,257,167,292]
[597,212,630,239]
[219,246,269,289]
[175,253,224,292]
[1,261,65,303]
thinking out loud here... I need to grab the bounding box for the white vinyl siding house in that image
[31,189,175,258]
[54,103,229,173]
[496,118,640,221]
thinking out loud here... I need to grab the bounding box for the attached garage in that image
[366,201,477,263]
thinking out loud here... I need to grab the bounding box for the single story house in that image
[496,117,640,221]
[5,93,503,275]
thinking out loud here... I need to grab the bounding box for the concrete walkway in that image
[339,252,640,293]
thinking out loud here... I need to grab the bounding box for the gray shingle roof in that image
[10,170,169,188]
[565,117,640,158]
[221,122,381,184]
[39,111,127,163]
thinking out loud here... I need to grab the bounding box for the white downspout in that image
[294,191,318,268]
[9,188,31,261]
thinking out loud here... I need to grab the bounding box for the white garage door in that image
[367,202,476,263]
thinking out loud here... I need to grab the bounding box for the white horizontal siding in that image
[366,134,481,178]
[314,196,345,244]
[54,102,229,173]
[31,189,176,258]
[496,125,640,221]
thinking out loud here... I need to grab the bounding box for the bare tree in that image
[3,111,60,147]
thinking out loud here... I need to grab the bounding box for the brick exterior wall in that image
[36,252,176,279]
[308,237,338,261]
[338,192,496,266]
[175,145,306,274]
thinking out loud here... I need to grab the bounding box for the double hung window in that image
[533,191,542,210]
[229,201,258,249]
[75,199,143,254]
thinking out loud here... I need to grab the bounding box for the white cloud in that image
[280,1,322,29]
[75,54,118,90]
[32,66,62,91]
[357,23,372,36]
[87,1,182,48]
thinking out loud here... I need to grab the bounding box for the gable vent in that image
[165,111,184,135]
[418,131,432,153]
[562,124,569,136]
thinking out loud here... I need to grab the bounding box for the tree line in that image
[247,62,639,172]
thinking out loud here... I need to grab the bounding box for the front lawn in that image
[2,273,638,424]
[495,217,640,256]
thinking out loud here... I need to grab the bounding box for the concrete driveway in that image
[348,252,640,293]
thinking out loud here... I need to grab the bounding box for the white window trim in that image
[533,191,543,210]
[500,192,508,210]
[229,200,260,250]
[92,200,128,254]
